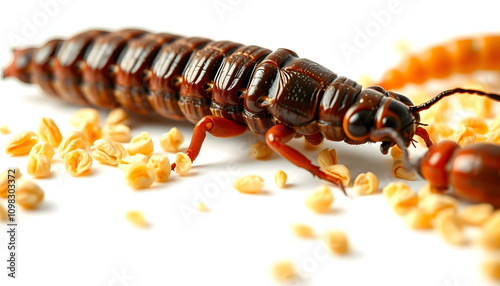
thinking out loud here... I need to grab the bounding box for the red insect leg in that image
[171,116,247,169]
[265,124,345,193]
[415,126,433,147]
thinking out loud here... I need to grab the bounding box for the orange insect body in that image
[378,36,500,90]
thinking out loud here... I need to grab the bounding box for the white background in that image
[0,0,499,285]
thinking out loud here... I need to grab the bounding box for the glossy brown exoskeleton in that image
[4,29,500,199]
[416,141,500,206]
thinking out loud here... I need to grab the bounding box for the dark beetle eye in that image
[348,110,372,138]
[382,115,400,131]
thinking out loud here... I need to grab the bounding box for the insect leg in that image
[171,116,247,170]
[265,125,346,193]
[415,126,433,147]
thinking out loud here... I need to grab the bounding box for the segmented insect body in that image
[4,29,500,200]
[3,29,421,149]
[377,35,500,90]
[418,141,500,207]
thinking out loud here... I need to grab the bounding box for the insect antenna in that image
[409,88,500,113]
[410,88,500,147]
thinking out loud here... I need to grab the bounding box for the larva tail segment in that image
[2,29,278,128]
[2,48,36,83]
[377,35,500,90]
